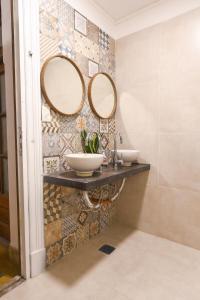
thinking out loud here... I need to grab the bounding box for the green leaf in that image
[81,129,87,141]
[92,132,99,153]
[88,140,94,153]
[80,130,99,153]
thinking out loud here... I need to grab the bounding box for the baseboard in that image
[30,247,46,277]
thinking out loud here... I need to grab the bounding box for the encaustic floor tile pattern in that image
[3,223,200,300]
[40,0,117,266]
[44,183,119,266]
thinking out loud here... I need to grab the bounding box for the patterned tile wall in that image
[40,0,116,266]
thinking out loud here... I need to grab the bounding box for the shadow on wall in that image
[116,172,149,228]
[46,222,136,286]
[116,91,157,150]
[114,90,153,229]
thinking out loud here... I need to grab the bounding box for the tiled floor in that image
[2,222,200,300]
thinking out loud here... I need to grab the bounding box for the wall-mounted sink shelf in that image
[43,163,150,191]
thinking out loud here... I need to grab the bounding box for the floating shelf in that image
[44,163,150,191]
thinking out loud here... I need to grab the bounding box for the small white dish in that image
[115,149,140,166]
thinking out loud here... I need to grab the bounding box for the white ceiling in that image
[67,0,200,39]
[91,0,160,22]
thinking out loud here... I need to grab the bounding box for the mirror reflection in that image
[88,73,117,119]
[41,55,85,115]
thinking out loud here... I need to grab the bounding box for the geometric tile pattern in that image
[62,215,78,237]
[86,112,99,133]
[42,103,51,122]
[57,0,74,26]
[62,233,77,255]
[74,31,100,63]
[46,241,62,266]
[44,184,62,225]
[43,182,50,209]
[58,133,76,158]
[75,53,89,77]
[76,224,89,246]
[86,210,100,224]
[99,48,115,78]
[43,156,60,174]
[109,118,116,134]
[45,219,62,247]
[40,34,59,63]
[40,10,58,40]
[100,119,109,133]
[87,20,99,45]
[74,11,87,36]
[99,29,109,50]
[40,0,58,18]
[50,109,60,123]
[58,38,76,59]
[75,115,87,132]
[89,221,100,238]
[40,1,116,266]
[42,122,60,134]
[42,133,61,157]
[77,211,88,225]
[88,60,99,77]
[101,134,109,150]
[100,208,110,231]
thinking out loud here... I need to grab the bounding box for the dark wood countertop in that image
[43,163,150,191]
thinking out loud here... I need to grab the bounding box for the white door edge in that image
[13,0,45,278]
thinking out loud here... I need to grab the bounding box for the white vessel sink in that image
[116,149,140,166]
[65,153,104,177]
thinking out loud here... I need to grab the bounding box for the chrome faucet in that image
[119,133,123,145]
[113,132,123,169]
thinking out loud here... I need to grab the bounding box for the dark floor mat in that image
[99,244,116,255]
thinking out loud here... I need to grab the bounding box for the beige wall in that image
[116,8,200,250]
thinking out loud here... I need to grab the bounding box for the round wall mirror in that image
[41,55,85,115]
[88,73,117,119]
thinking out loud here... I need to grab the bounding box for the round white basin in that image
[65,153,104,177]
[116,149,140,166]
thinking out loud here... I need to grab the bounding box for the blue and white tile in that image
[40,10,59,40]
[99,29,109,50]
[40,0,58,17]
[43,133,61,156]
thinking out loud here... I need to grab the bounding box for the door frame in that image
[2,0,45,278]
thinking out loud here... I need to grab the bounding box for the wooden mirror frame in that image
[88,72,117,119]
[41,55,86,116]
